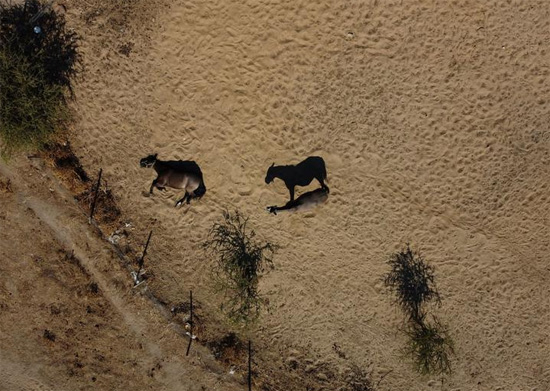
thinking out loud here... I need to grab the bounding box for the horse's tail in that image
[194,180,207,198]
[321,159,328,183]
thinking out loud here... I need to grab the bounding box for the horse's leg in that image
[175,194,186,207]
[316,175,326,189]
[175,177,196,207]
[175,192,189,207]
[287,185,295,201]
[149,179,158,194]
[186,186,201,204]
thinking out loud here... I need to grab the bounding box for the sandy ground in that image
[3,0,550,389]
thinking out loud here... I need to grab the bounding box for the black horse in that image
[265,156,327,201]
[140,154,206,207]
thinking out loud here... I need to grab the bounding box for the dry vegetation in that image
[2,0,549,390]
[0,0,79,157]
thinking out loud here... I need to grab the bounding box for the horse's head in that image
[265,163,276,184]
[140,154,158,168]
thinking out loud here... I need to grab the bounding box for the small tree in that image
[0,0,80,157]
[405,317,454,375]
[384,245,454,376]
[204,210,276,391]
[384,245,440,323]
[204,210,276,326]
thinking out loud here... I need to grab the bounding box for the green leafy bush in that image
[204,210,276,326]
[405,317,454,375]
[0,0,80,157]
[384,245,440,323]
[384,245,454,375]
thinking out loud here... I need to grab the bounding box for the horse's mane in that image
[274,164,295,171]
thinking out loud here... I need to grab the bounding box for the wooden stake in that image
[89,168,102,223]
[186,290,193,356]
[137,230,153,274]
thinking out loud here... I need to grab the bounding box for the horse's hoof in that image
[175,202,182,208]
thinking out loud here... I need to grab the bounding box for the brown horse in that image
[267,186,329,215]
[265,156,327,201]
[140,154,206,207]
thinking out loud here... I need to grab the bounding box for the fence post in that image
[89,168,102,223]
[186,290,193,356]
[135,230,152,284]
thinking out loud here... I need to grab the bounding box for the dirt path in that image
[0,157,240,391]
[0,356,62,391]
